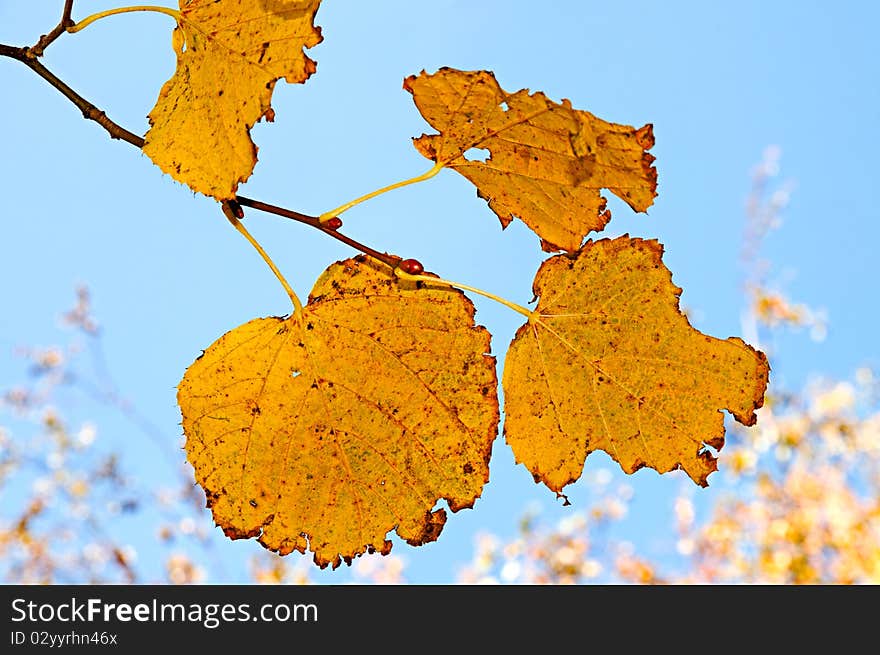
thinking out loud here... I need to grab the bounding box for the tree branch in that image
[1,32,407,271]
[235,197,403,270]
[31,0,75,57]
[1,43,145,147]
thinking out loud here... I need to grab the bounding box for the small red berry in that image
[226,199,244,219]
[398,258,424,275]
[325,216,343,230]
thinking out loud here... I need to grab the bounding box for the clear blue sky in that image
[1,1,878,583]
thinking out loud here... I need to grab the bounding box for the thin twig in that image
[30,0,75,57]
[236,196,404,270]
[0,44,144,147]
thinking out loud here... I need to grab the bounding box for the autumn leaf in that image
[143,0,323,200]
[502,236,769,493]
[177,256,499,567]
[404,68,657,252]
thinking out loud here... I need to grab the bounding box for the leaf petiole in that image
[222,203,304,316]
[318,162,444,223]
[393,268,535,320]
[66,5,181,34]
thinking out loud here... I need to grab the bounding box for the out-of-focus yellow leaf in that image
[143,0,323,199]
[178,256,499,568]
[404,68,657,252]
[502,236,769,492]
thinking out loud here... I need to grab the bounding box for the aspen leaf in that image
[177,256,499,567]
[143,0,323,200]
[404,68,657,252]
[502,236,769,493]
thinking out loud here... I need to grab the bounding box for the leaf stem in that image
[222,202,304,316]
[318,162,444,223]
[394,269,535,320]
[0,43,146,147]
[66,5,181,34]
[237,197,534,321]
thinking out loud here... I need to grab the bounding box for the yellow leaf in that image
[502,236,769,492]
[404,68,657,252]
[143,0,323,200]
[178,256,499,567]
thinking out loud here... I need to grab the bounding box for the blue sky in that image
[1,1,878,583]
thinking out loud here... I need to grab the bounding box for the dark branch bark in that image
[236,196,403,269]
[0,43,144,147]
[31,0,75,56]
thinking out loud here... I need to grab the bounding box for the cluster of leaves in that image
[2,0,769,569]
[4,286,870,585]
[0,135,870,584]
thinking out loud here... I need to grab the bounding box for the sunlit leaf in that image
[405,68,657,252]
[143,0,323,199]
[502,236,769,492]
[178,256,499,567]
